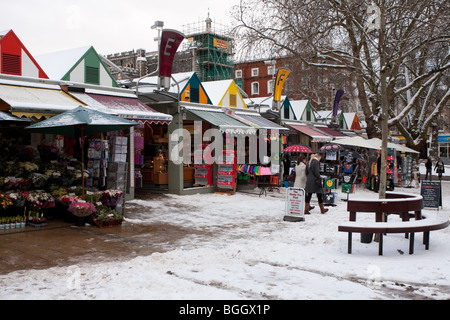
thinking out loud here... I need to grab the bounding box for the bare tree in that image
[233,0,450,153]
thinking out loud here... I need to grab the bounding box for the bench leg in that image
[424,231,430,250]
[348,232,353,254]
[409,233,415,254]
[378,234,383,256]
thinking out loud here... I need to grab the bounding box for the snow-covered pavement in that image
[1,178,449,300]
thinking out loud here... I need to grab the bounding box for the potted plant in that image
[68,200,96,226]
[27,212,47,227]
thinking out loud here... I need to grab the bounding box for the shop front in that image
[438,134,450,164]
[224,109,290,190]
[167,103,257,195]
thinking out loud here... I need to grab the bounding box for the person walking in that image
[305,153,328,214]
[294,155,307,189]
[282,155,291,182]
[425,158,433,180]
[435,158,445,181]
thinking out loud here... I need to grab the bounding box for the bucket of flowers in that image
[27,212,47,227]
[7,192,27,215]
[100,190,124,207]
[68,200,96,226]
[0,193,13,213]
[90,205,124,228]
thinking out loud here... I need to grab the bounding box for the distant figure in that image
[435,158,445,181]
[282,155,290,182]
[425,158,433,180]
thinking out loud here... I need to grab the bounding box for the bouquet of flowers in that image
[57,195,79,207]
[101,190,124,207]
[0,193,13,210]
[7,192,27,207]
[68,200,96,217]
[26,192,55,212]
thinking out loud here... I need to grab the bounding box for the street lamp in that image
[136,21,164,96]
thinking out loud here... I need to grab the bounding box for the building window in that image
[251,82,259,95]
[267,80,274,95]
[235,70,242,79]
[251,68,259,77]
[267,65,276,76]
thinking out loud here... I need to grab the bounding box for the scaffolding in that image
[182,18,235,82]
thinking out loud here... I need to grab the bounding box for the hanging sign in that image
[284,187,305,222]
[159,29,185,89]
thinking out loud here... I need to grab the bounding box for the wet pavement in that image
[0,216,194,275]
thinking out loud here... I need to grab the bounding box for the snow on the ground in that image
[0,181,449,300]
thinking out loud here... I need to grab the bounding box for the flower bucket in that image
[102,196,122,207]
[75,216,85,227]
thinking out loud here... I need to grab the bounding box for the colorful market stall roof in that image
[36,46,119,87]
[290,100,318,122]
[244,96,296,120]
[340,112,362,131]
[202,79,247,109]
[287,123,333,143]
[136,72,212,105]
[0,79,84,119]
[0,30,49,79]
[68,88,172,124]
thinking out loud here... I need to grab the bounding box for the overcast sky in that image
[1,0,241,56]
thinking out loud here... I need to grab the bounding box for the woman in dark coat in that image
[305,154,328,214]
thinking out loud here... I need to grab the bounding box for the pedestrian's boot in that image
[319,203,328,214]
[305,203,311,215]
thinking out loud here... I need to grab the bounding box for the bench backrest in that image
[347,193,423,213]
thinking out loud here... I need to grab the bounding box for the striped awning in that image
[288,124,333,142]
[69,91,172,125]
[187,107,256,135]
[0,83,83,119]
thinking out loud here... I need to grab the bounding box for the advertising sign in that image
[159,29,185,87]
[273,68,291,102]
[284,187,305,222]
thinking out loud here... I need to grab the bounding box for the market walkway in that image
[0,219,198,275]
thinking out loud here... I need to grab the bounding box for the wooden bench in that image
[347,192,423,222]
[338,217,449,255]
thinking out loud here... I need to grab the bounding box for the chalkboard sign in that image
[421,181,442,209]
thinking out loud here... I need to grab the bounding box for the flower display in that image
[26,192,55,211]
[0,193,13,209]
[7,192,27,207]
[100,189,124,207]
[68,200,96,217]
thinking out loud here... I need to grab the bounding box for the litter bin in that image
[360,233,373,243]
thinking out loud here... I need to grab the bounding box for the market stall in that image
[11,106,138,227]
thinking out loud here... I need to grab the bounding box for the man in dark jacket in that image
[305,154,328,214]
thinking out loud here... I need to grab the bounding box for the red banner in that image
[159,29,185,78]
